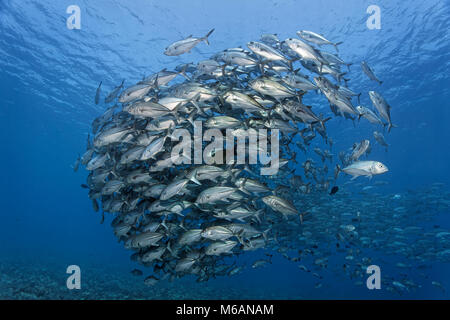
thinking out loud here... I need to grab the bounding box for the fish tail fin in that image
[335,164,341,177]
[343,78,350,87]
[179,64,191,81]
[262,227,271,241]
[226,164,238,183]
[388,123,397,133]
[235,230,246,245]
[288,57,299,71]
[334,41,343,52]
[187,169,201,185]
[357,112,363,122]
[153,73,159,90]
[238,186,251,195]
[187,109,197,126]
[320,117,332,130]
[202,28,215,45]
[167,241,177,258]
[293,67,303,76]
[337,72,347,85]
[296,90,306,102]
[254,209,264,224]
[299,212,305,224]
[346,63,353,72]
[190,93,205,115]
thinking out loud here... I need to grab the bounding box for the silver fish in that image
[164,29,215,56]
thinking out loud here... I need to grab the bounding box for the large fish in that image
[297,30,343,52]
[164,29,215,56]
[341,160,388,180]
[105,80,125,104]
[196,187,237,204]
[262,195,298,218]
[373,131,389,151]
[369,91,394,132]
[361,61,382,85]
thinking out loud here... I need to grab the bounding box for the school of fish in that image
[74,29,450,293]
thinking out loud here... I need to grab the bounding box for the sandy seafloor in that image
[1,254,448,300]
[0,258,300,300]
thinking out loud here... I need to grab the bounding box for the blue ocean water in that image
[0,0,449,299]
